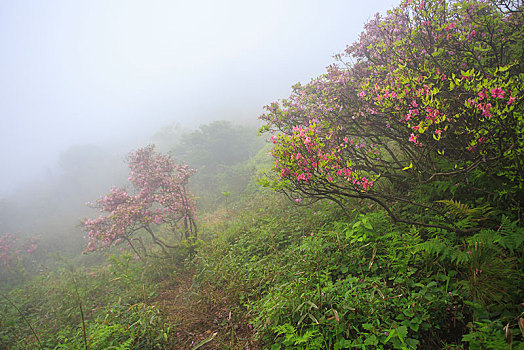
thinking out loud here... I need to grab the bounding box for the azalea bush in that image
[81,145,197,257]
[259,0,524,230]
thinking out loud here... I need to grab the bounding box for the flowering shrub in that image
[260,0,523,230]
[0,233,18,268]
[0,233,39,287]
[81,145,197,257]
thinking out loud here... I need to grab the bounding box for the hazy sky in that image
[0,0,397,196]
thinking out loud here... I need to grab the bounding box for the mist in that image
[0,0,398,196]
[0,0,401,259]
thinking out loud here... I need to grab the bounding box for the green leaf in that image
[364,334,379,345]
[191,332,217,350]
[362,323,374,331]
[402,162,413,171]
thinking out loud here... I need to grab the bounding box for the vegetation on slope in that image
[1,0,523,349]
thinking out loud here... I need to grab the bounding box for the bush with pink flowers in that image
[260,0,523,231]
[81,145,197,257]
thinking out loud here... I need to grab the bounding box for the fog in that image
[0,0,399,196]
[0,0,398,253]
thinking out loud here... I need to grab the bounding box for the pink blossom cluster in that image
[270,121,375,192]
[0,233,38,268]
[82,145,196,252]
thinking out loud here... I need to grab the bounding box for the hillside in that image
[1,0,523,349]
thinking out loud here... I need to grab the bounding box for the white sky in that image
[0,0,397,195]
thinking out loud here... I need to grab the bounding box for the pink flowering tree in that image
[81,145,197,257]
[260,0,523,231]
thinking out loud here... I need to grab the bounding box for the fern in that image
[417,237,472,266]
[437,199,493,229]
[469,217,524,254]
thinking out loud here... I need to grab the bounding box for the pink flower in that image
[478,91,487,100]
[295,198,302,203]
[409,133,417,143]
[507,96,516,105]
[435,129,442,136]
[490,87,505,98]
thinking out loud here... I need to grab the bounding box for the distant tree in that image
[171,121,265,209]
[81,145,196,257]
[173,121,263,171]
[260,0,523,231]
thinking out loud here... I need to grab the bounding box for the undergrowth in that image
[193,195,524,349]
[0,252,175,349]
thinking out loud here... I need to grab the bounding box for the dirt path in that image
[155,269,261,350]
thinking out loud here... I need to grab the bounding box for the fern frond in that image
[437,200,493,229]
[438,199,472,219]
[493,217,524,254]
[417,238,472,266]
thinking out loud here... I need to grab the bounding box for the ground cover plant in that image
[193,196,524,349]
[0,253,175,349]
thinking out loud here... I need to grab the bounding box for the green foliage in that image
[462,319,523,350]
[53,302,172,350]
[271,324,325,349]
[195,196,523,349]
[437,200,493,226]
[0,252,174,349]
[171,121,266,210]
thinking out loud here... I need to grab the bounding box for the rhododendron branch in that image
[123,236,146,260]
[144,226,170,256]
